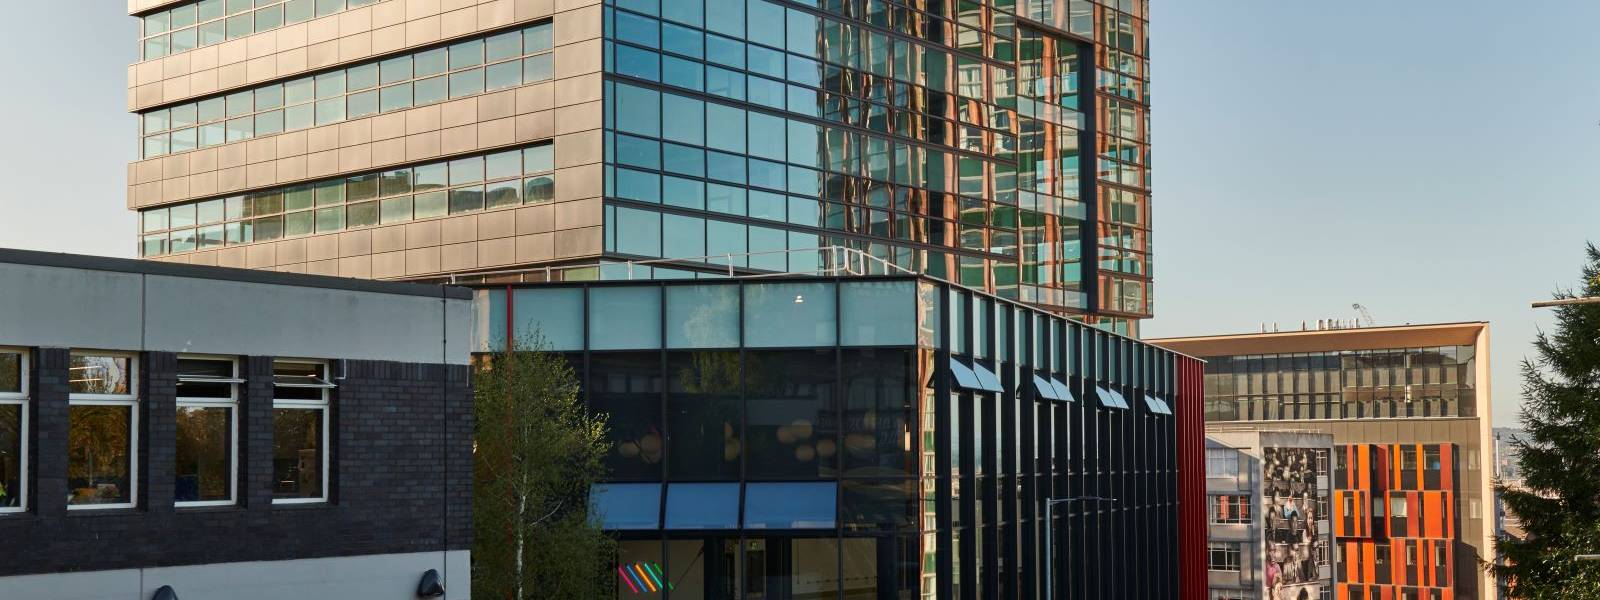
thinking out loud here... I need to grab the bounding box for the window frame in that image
[66,350,140,511]
[0,348,28,514]
[1206,541,1242,572]
[175,354,241,508]
[271,358,333,505]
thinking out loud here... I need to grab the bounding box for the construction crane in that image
[1351,303,1375,328]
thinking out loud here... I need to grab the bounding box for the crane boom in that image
[1351,303,1375,327]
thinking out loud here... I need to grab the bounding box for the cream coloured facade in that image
[129,0,601,279]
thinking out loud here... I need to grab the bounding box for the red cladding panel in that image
[1177,355,1207,599]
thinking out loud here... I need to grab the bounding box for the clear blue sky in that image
[1143,0,1600,429]
[0,2,1592,428]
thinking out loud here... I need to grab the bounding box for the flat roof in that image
[0,248,473,301]
[1148,322,1488,357]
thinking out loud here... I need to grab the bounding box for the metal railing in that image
[446,245,916,285]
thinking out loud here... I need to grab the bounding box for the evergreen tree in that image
[473,333,614,599]
[1494,244,1600,599]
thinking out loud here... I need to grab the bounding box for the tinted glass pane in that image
[67,405,132,505]
[664,482,739,529]
[0,353,19,393]
[510,287,584,350]
[842,349,913,477]
[590,287,662,350]
[0,404,18,507]
[744,482,836,528]
[745,349,837,479]
[841,479,917,531]
[272,408,324,499]
[744,282,836,347]
[589,353,664,481]
[840,281,915,346]
[665,285,739,348]
[667,351,741,480]
[69,355,131,395]
[589,483,662,530]
[176,406,232,502]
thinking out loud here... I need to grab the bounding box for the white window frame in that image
[66,351,139,511]
[0,348,29,514]
[1207,542,1242,572]
[271,359,333,505]
[175,355,241,508]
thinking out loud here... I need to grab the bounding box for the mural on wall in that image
[1262,447,1329,600]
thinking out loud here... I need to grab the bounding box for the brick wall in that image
[1,348,471,576]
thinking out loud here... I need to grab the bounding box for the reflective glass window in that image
[510,287,584,350]
[666,285,739,348]
[744,282,836,347]
[590,286,662,350]
[667,351,741,480]
[745,349,838,479]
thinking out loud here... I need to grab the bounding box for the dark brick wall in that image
[0,349,472,576]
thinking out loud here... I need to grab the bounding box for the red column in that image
[1176,355,1207,599]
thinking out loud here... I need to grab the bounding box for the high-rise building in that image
[126,0,1153,332]
[1153,323,1496,600]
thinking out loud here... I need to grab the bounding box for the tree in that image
[1494,243,1600,599]
[473,334,614,599]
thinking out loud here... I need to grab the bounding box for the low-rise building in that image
[0,248,473,600]
[1205,428,1335,600]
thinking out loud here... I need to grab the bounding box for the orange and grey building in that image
[1153,323,1495,600]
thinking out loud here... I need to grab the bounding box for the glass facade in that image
[474,275,1183,599]
[1201,346,1478,422]
[597,0,1152,328]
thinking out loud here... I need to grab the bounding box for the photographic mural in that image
[1262,447,1328,600]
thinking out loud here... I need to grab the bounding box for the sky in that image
[1,2,1596,428]
[1143,0,1600,429]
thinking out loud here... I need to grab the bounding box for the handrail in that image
[447,246,915,285]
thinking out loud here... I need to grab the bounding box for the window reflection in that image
[745,350,837,479]
[667,352,741,480]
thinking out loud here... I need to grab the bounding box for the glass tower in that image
[128,0,1152,331]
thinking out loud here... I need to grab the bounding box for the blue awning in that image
[744,482,837,529]
[1143,394,1173,415]
[1033,375,1076,402]
[664,483,740,529]
[947,358,982,391]
[1110,388,1130,409]
[1032,375,1061,401]
[970,363,1004,393]
[1095,386,1126,409]
[1050,378,1076,403]
[590,483,662,530]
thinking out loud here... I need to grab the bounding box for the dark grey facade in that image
[0,248,473,600]
[472,275,1206,599]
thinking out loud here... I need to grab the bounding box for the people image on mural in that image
[1263,447,1327,600]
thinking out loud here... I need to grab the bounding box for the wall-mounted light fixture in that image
[151,585,179,600]
[417,569,445,598]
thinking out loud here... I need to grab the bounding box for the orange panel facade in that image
[1334,444,1457,600]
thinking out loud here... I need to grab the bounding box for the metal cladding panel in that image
[1176,354,1207,599]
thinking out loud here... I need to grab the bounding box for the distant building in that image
[1205,428,1335,600]
[0,248,472,599]
[1154,322,1495,600]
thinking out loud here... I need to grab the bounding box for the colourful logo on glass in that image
[618,562,672,594]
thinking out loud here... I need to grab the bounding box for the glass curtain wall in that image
[474,275,1180,599]
[596,0,1153,326]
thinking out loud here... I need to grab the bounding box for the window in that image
[272,360,334,503]
[68,352,138,509]
[138,142,553,256]
[1209,494,1251,524]
[138,21,555,157]
[176,357,241,506]
[1207,542,1242,572]
[1390,495,1408,518]
[1206,448,1239,478]
[0,349,26,512]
